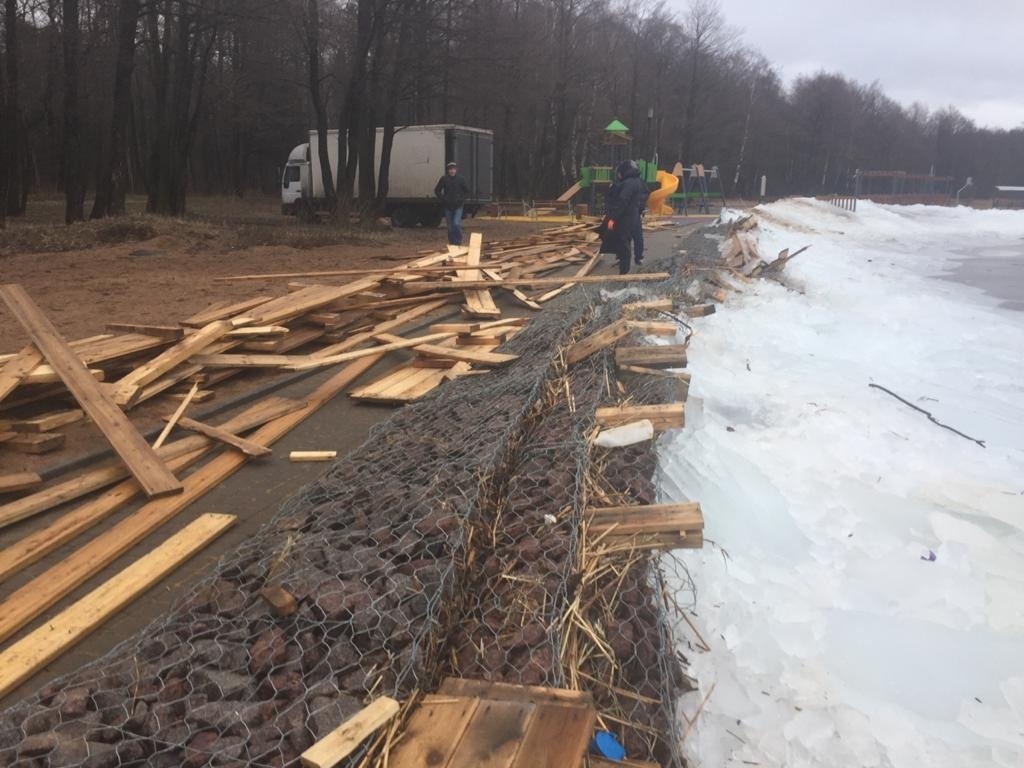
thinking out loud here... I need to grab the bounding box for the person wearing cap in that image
[434,162,471,245]
[600,160,648,274]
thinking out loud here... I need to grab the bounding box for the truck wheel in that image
[390,206,415,228]
[418,210,444,229]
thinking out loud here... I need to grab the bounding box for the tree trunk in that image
[62,0,85,223]
[91,0,141,218]
[305,0,334,212]
[4,0,28,216]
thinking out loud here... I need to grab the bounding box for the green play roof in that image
[604,119,630,133]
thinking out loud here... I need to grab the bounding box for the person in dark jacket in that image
[434,162,471,245]
[633,180,650,265]
[600,160,648,274]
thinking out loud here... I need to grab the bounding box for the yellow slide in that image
[647,170,679,215]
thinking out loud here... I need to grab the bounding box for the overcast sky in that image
[702,0,1024,130]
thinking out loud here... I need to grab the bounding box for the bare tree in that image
[62,0,85,222]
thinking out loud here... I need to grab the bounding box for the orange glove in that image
[607,219,615,231]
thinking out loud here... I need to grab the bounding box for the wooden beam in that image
[0,285,183,498]
[374,333,518,367]
[594,403,685,431]
[684,303,716,317]
[0,472,43,494]
[300,696,400,768]
[587,502,703,535]
[289,331,460,370]
[152,382,199,449]
[0,513,235,698]
[0,345,44,405]
[615,345,687,369]
[173,415,272,457]
[627,320,679,337]
[0,354,381,644]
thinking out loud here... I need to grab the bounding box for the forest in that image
[1,0,1023,225]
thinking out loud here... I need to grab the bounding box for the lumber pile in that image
[719,213,810,277]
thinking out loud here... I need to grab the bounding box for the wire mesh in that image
[0,246,709,768]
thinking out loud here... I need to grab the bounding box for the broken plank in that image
[0,513,235,698]
[260,585,298,618]
[300,696,400,768]
[683,304,716,317]
[565,319,631,364]
[172,415,272,457]
[152,382,199,449]
[375,333,518,367]
[594,403,685,430]
[0,345,44,405]
[428,318,528,334]
[627,320,679,337]
[289,451,337,461]
[0,472,43,494]
[510,703,595,768]
[9,409,84,433]
[615,345,687,369]
[182,296,272,327]
[241,326,324,354]
[291,331,460,370]
[588,502,704,535]
[622,297,674,313]
[0,354,382,644]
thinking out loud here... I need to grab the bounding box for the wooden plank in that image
[565,320,631,364]
[9,409,84,433]
[168,389,214,403]
[627,320,679,337]
[0,345,44,405]
[0,513,234,698]
[389,695,480,768]
[310,299,450,360]
[0,355,381,644]
[684,303,716,317]
[457,233,502,318]
[0,293,180,499]
[588,502,704,535]
[259,585,298,617]
[152,382,199,449]
[241,326,324,353]
[622,298,673,313]
[616,364,692,383]
[428,318,528,335]
[0,472,43,494]
[289,450,336,462]
[446,699,536,768]
[510,703,594,768]
[594,404,685,431]
[614,345,687,369]
[438,679,594,706]
[290,331,460,371]
[109,319,234,405]
[1,432,64,454]
[300,696,400,768]
[0,396,303,537]
[533,249,601,303]
[20,364,105,387]
[182,296,272,327]
[374,332,517,367]
[173,415,272,457]
[402,272,670,292]
[105,323,184,341]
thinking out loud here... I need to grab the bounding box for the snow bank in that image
[662,199,1024,767]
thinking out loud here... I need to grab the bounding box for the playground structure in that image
[564,119,723,218]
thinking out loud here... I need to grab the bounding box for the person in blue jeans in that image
[434,162,471,245]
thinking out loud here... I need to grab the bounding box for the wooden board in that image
[172,415,272,457]
[375,333,517,367]
[300,696,400,768]
[510,703,594,768]
[0,345,44,405]
[588,502,704,535]
[438,679,593,706]
[182,296,273,326]
[105,323,185,340]
[0,285,182,498]
[446,699,536,768]
[0,432,65,454]
[109,319,234,405]
[614,345,687,369]
[457,233,501,318]
[9,409,84,433]
[627,320,679,337]
[403,272,670,292]
[0,472,43,494]
[0,354,382,644]
[565,320,631,364]
[289,451,337,461]
[594,404,685,431]
[388,695,481,768]
[0,513,234,698]
[684,303,716,317]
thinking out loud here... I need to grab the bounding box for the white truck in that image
[281,124,493,227]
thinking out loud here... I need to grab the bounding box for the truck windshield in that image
[283,165,300,185]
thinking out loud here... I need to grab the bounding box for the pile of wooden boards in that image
[720,213,810,277]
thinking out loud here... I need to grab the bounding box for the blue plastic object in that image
[590,730,626,761]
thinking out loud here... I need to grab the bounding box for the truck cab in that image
[281,143,309,215]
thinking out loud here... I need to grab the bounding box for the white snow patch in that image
[662,199,1024,767]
